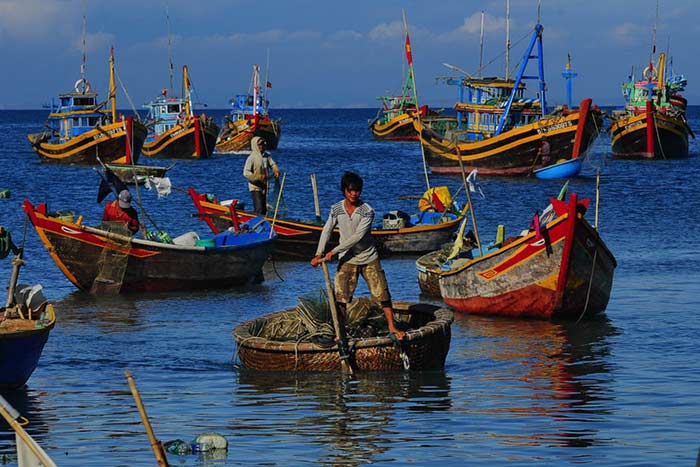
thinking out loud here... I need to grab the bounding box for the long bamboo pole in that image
[310,173,321,223]
[125,370,169,467]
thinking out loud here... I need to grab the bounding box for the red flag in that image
[266,81,272,89]
[405,32,413,66]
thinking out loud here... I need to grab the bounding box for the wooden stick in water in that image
[310,173,321,223]
[270,173,287,239]
[125,370,169,467]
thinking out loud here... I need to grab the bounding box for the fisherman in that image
[538,135,552,166]
[243,136,280,215]
[310,171,406,340]
[102,189,140,235]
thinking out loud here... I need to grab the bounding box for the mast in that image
[505,0,511,79]
[561,53,577,109]
[81,2,87,88]
[183,65,192,117]
[479,11,485,78]
[402,9,430,191]
[495,23,546,134]
[109,48,117,122]
[263,49,270,113]
[166,5,174,96]
[650,0,659,69]
[252,64,260,117]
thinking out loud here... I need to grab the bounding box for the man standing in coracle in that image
[310,171,406,340]
[243,136,280,215]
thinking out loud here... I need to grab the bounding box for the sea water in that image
[0,107,699,466]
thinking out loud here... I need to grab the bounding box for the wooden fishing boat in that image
[189,188,465,260]
[142,65,219,159]
[609,53,692,159]
[0,303,56,389]
[23,200,275,293]
[233,301,453,371]
[369,80,443,141]
[533,158,583,179]
[369,16,453,141]
[216,65,281,152]
[436,193,616,320]
[415,24,603,176]
[105,163,173,184]
[27,49,147,165]
[0,235,56,389]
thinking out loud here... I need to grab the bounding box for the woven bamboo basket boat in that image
[233,301,453,371]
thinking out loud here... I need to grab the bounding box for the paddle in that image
[125,370,169,467]
[320,259,354,375]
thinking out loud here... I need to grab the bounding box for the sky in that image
[0,0,698,109]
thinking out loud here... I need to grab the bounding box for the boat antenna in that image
[166,4,174,96]
[81,0,87,85]
[479,11,485,78]
[402,9,431,191]
[537,0,542,24]
[649,0,658,69]
[505,0,511,80]
[263,48,271,113]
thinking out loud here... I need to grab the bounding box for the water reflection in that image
[454,313,618,448]
[234,370,452,465]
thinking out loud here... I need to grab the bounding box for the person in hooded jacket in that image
[243,136,280,215]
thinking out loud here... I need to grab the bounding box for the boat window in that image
[160,106,167,113]
[74,97,95,106]
[167,104,180,113]
[88,117,99,126]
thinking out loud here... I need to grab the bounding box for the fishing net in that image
[249,290,390,344]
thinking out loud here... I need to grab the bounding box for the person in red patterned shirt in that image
[102,190,140,235]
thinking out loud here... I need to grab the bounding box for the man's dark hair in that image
[340,171,363,193]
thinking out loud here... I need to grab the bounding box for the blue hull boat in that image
[534,158,583,180]
[0,304,55,389]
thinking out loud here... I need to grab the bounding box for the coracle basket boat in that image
[233,301,453,371]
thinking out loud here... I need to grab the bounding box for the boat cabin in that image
[143,95,188,138]
[229,94,268,120]
[447,77,541,141]
[47,89,109,142]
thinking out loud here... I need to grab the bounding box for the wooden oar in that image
[320,260,354,375]
[125,370,169,467]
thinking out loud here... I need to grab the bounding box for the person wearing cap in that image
[243,136,280,215]
[102,189,140,235]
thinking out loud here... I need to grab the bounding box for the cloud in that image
[610,22,648,46]
[368,21,403,41]
[0,0,68,41]
[459,11,505,34]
